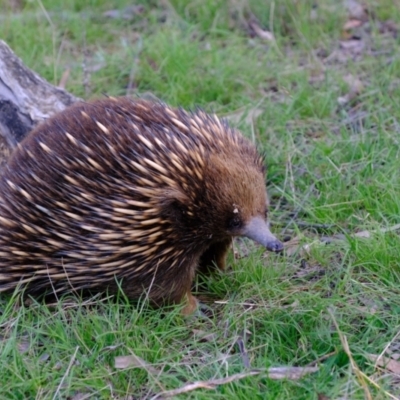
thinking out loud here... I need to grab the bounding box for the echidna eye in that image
[229,217,242,229]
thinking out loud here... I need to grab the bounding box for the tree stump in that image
[0,40,80,167]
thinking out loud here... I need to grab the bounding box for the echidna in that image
[0,97,283,314]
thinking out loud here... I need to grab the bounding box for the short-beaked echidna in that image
[0,97,283,314]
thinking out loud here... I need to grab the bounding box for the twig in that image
[375,328,400,369]
[52,346,79,400]
[150,367,318,399]
[150,370,263,399]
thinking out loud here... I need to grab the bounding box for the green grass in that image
[2,0,400,398]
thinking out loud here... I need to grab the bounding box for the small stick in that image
[52,346,79,400]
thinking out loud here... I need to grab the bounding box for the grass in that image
[1,0,400,398]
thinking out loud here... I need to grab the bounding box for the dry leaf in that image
[344,0,368,21]
[114,353,159,375]
[249,22,275,41]
[339,39,365,54]
[282,236,302,256]
[378,223,400,234]
[53,361,63,371]
[266,366,319,379]
[343,19,364,30]
[343,74,364,94]
[17,339,30,354]
[353,223,400,239]
[283,236,316,257]
[0,335,36,354]
[354,230,371,238]
[367,353,400,374]
[338,74,364,105]
[355,306,377,315]
[192,329,218,342]
[379,20,398,38]
[39,353,50,362]
[225,107,263,127]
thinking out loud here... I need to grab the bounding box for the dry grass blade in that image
[150,367,318,399]
[375,329,400,368]
[58,68,70,89]
[236,336,251,368]
[328,308,372,399]
[328,308,398,400]
[52,346,79,400]
[306,351,337,367]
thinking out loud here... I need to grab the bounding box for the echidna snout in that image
[242,217,284,252]
[0,97,282,314]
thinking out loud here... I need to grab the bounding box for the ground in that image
[1,0,400,399]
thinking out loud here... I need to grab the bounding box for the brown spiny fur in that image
[0,97,270,313]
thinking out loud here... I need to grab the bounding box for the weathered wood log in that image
[0,40,80,166]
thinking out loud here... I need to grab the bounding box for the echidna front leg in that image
[167,283,199,316]
[162,261,199,315]
[197,238,232,275]
[181,290,199,315]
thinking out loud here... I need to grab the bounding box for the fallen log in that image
[0,40,79,166]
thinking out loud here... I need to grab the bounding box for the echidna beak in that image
[243,217,284,253]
